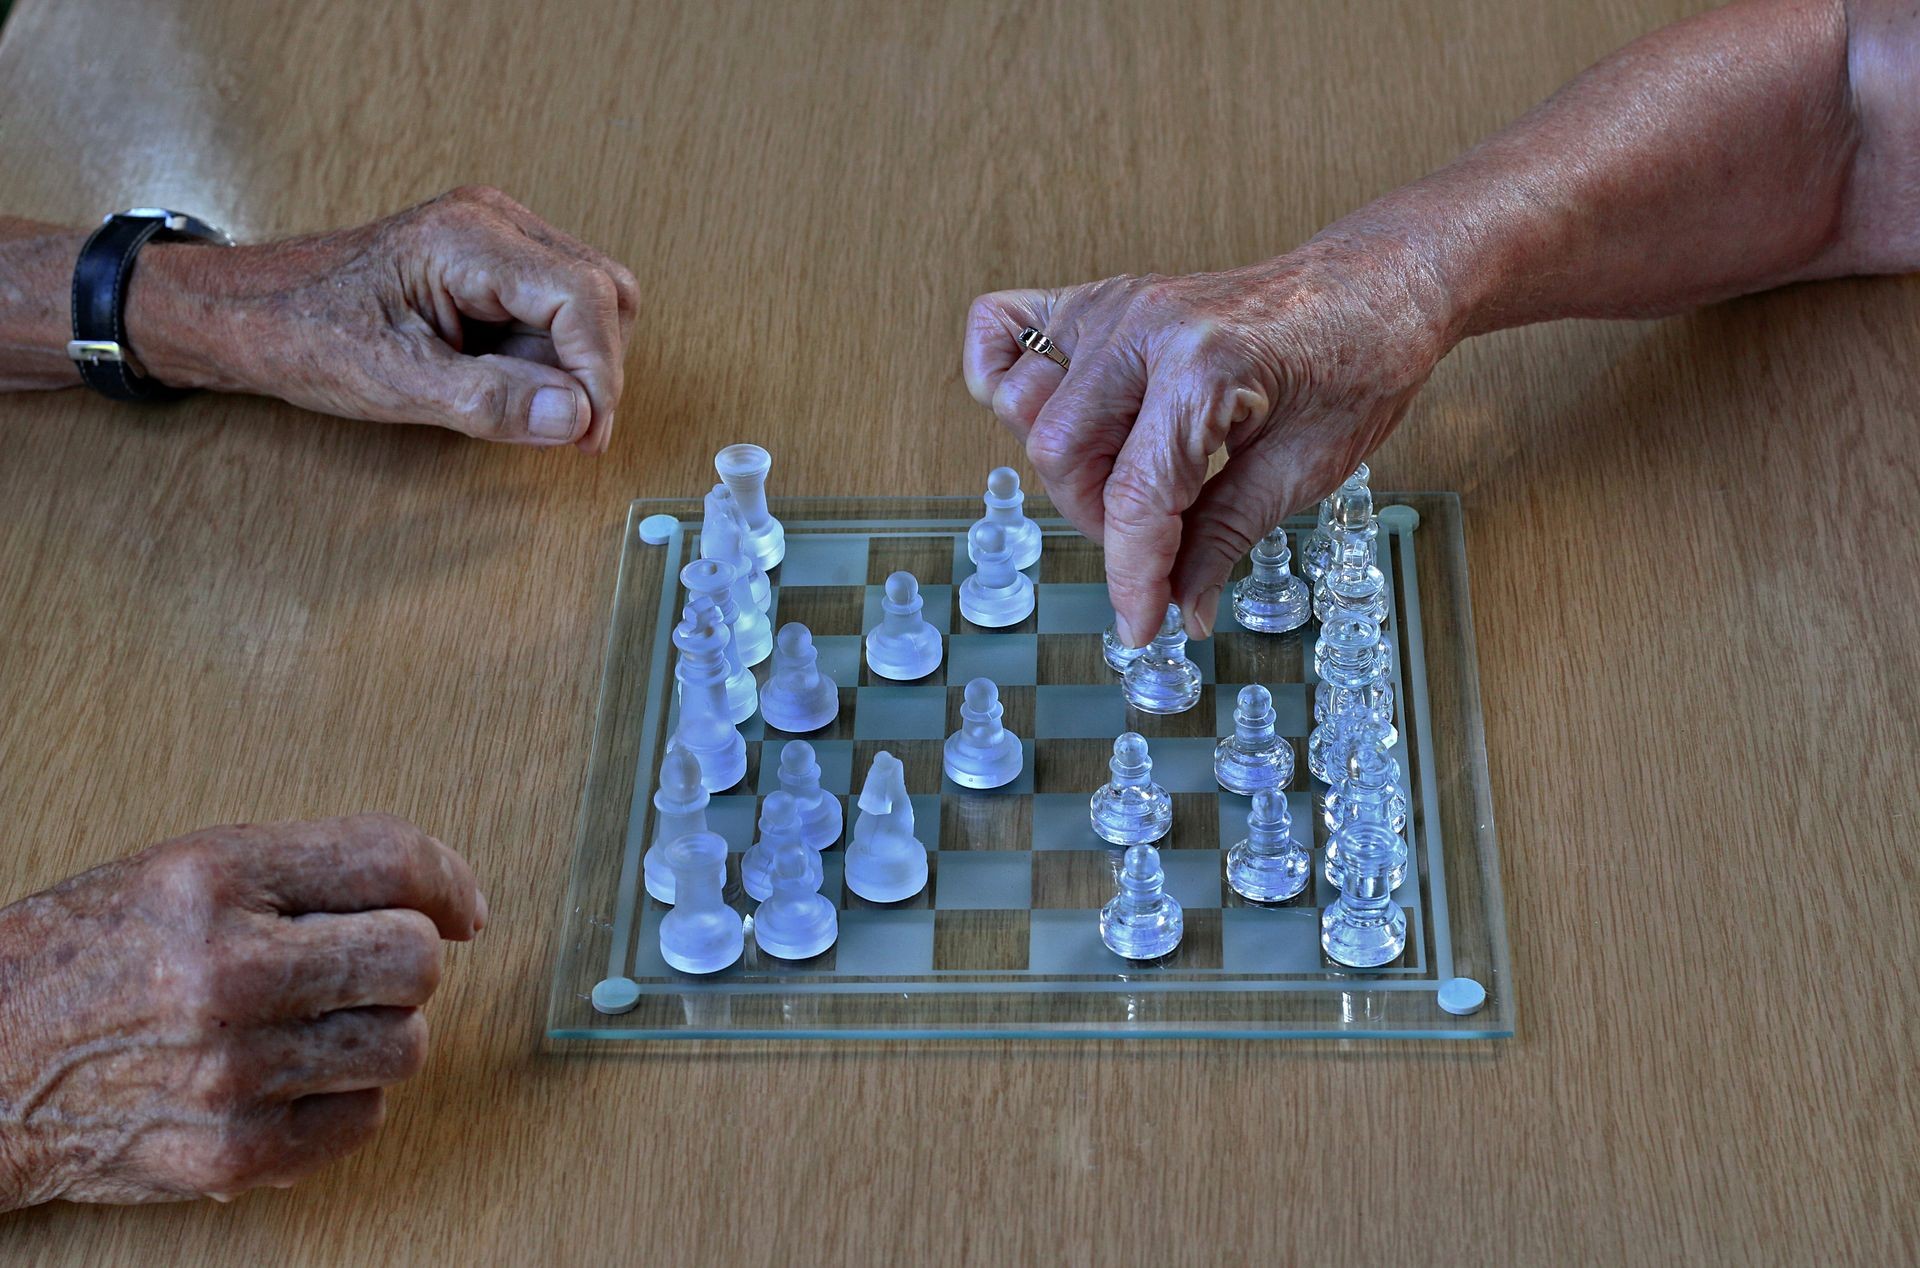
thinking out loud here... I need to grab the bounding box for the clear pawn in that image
[775,740,843,850]
[1121,604,1203,715]
[670,596,748,792]
[1213,684,1294,795]
[969,467,1042,571]
[1100,842,1183,960]
[958,523,1035,628]
[714,443,785,570]
[752,830,837,960]
[657,830,744,975]
[864,571,944,681]
[1102,618,1148,674]
[742,792,818,903]
[643,747,709,904]
[1306,613,1390,784]
[943,677,1024,790]
[759,622,839,733]
[1321,820,1409,968]
[1226,789,1311,902]
[678,561,758,723]
[1231,526,1311,633]
[1299,463,1369,583]
[1089,732,1172,846]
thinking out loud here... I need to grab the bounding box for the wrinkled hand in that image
[133,186,637,451]
[0,814,484,1209]
[964,237,1457,644]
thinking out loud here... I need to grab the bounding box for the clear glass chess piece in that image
[1307,613,1390,783]
[759,622,839,733]
[844,750,929,902]
[1226,789,1311,902]
[1213,684,1294,795]
[958,523,1035,628]
[943,677,1024,789]
[1321,820,1409,968]
[1100,841,1183,960]
[714,443,785,570]
[776,740,843,850]
[1312,523,1389,626]
[1103,618,1148,674]
[1089,732,1172,846]
[1121,604,1203,714]
[864,571,944,681]
[658,831,744,974]
[1231,526,1312,633]
[700,485,773,626]
[752,832,837,960]
[1322,728,1408,835]
[669,597,748,792]
[969,467,1042,571]
[643,747,709,904]
[742,793,818,903]
[678,559,759,723]
[1300,463,1369,582]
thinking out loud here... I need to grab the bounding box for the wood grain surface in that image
[1,0,1914,1262]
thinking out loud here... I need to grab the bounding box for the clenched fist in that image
[0,814,484,1210]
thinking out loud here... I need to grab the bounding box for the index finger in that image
[238,814,485,941]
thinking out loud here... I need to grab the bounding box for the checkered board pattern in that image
[597,503,1456,1001]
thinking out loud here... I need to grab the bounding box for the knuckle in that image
[1102,467,1166,525]
[1025,420,1078,478]
[453,378,514,438]
[189,1127,266,1195]
[389,1011,431,1081]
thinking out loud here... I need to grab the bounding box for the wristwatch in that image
[67,208,233,402]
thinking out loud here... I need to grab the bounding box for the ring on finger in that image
[1017,327,1070,371]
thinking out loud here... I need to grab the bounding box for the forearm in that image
[1325,0,1906,340]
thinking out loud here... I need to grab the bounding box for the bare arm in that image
[966,0,1919,644]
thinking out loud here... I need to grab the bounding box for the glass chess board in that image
[547,493,1511,1040]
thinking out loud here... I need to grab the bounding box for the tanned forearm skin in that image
[966,0,1917,645]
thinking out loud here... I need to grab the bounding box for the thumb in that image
[404,346,592,446]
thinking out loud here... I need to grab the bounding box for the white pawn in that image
[643,747,709,903]
[943,677,1023,789]
[701,484,772,620]
[1121,603,1203,715]
[714,443,785,570]
[968,467,1042,571]
[678,562,757,723]
[760,623,839,733]
[845,750,928,902]
[959,524,1035,628]
[776,740,843,849]
[657,830,743,974]
[753,834,838,961]
[742,792,817,902]
[864,571,943,681]
[670,597,747,792]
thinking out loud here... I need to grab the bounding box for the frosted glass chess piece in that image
[643,747,709,903]
[943,677,1024,790]
[1321,820,1409,968]
[845,750,928,901]
[958,523,1035,628]
[1089,732,1173,846]
[1313,519,1389,626]
[752,829,837,960]
[1322,728,1407,835]
[969,466,1042,571]
[657,830,744,974]
[714,443,785,570]
[1213,684,1294,795]
[1299,463,1368,583]
[1307,612,1390,783]
[742,792,818,902]
[701,484,773,618]
[1103,618,1148,674]
[1100,842,1183,960]
[1122,604,1203,714]
[1232,525,1312,633]
[759,622,839,732]
[679,561,758,723]
[1227,789,1311,903]
[776,740,843,849]
[671,597,748,791]
[864,571,943,681]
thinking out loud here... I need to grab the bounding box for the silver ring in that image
[1018,326,1070,371]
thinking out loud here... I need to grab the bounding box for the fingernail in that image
[529,387,582,439]
[474,889,489,932]
[1193,586,1222,639]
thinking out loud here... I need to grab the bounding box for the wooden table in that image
[2,0,1914,1261]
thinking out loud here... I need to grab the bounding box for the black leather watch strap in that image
[68,210,229,403]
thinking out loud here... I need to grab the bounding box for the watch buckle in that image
[67,339,149,378]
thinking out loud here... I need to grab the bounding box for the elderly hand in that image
[129,186,637,452]
[0,814,484,1210]
[964,235,1458,645]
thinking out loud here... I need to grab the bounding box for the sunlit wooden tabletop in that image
[1,0,1914,1262]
